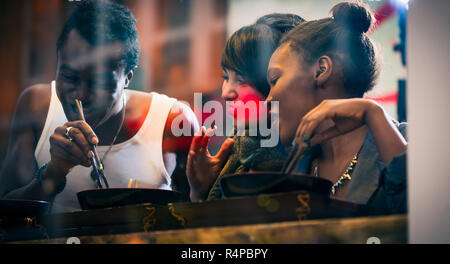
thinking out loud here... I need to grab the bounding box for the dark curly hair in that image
[280,1,380,97]
[221,13,305,97]
[56,1,140,73]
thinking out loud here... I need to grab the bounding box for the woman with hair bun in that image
[266,1,407,214]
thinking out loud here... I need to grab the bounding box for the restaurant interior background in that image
[0,0,448,243]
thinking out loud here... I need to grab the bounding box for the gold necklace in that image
[90,95,126,182]
[312,153,359,195]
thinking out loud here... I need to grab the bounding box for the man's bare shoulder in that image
[166,99,199,139]
[126,89,198,132]
[125,89,150,98]
[125,89,153,117]
[13,83,51,129]
[126,90,185,115]
[18,83,51,110]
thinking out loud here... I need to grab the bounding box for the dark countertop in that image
[1,191,406,243]
[12,214,407,244]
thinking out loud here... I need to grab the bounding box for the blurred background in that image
[0,0,408,165]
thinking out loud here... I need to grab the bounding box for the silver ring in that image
[65,126,74,141]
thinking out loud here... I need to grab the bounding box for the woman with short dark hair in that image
[187,13,305,201]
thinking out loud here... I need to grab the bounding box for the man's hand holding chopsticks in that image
[47,120,99,178]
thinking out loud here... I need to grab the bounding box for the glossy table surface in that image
[1,191,406,244]
[13,214,407,244]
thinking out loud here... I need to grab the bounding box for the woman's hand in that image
[295,99,372,146]
[186,126,234,201]
[295,98,407,163]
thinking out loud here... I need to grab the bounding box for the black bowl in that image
[0,199,50,217]
[219,172,332,198]
[77,188,186,210]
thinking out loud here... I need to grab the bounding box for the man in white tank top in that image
[0,2,198,213]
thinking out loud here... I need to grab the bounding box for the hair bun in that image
[330,1,374,34]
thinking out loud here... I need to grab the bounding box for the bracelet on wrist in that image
[35,163,67,195]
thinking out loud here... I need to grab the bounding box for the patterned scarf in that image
[207,129,289,200]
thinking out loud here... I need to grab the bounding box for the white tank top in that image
[35,81,177,213]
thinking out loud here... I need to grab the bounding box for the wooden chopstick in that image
[281,144,298,173]
[74,99,109,188]
[281,142,309,175]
